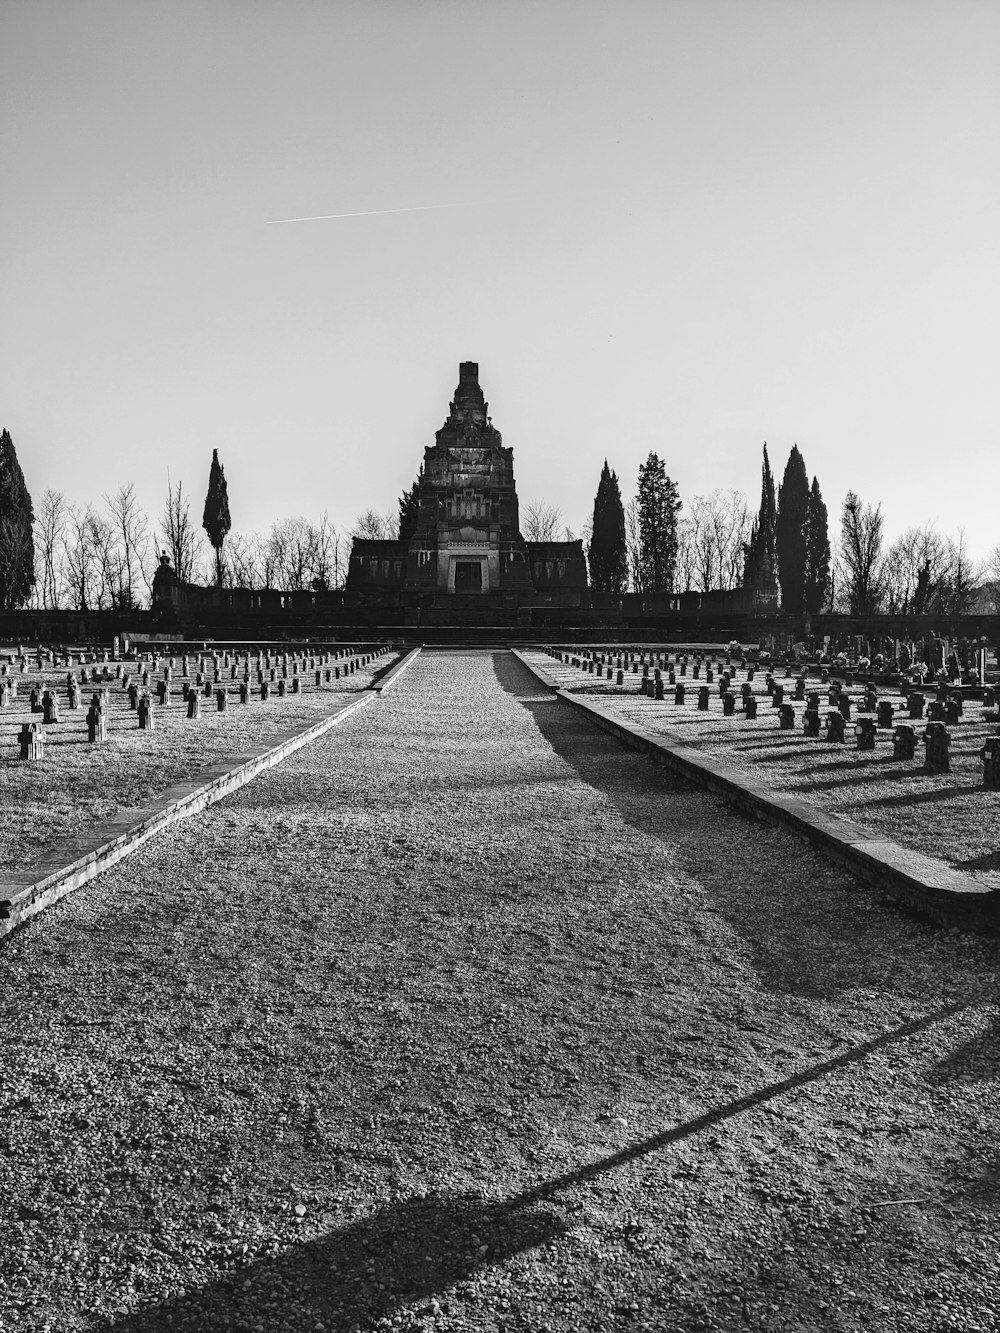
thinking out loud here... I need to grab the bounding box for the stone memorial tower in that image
[345,361,588,614]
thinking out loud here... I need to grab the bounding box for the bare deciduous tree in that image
[943,530,979,616]
[265,517,328,591]
[160,479,205,584]
[984,545,1000,612]
[674,515,697,593]
[63,505,98,610]
[106,483,152,608]
[225,532,261,589]
[624,498,643,592]
[308,511,342,590]
[675,490,750,592]
[885,524,981,616]
[521,502,563,542]
[35,489,67,609]
[352,509,398,540]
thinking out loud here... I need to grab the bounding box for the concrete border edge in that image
[0,691,377,942]
[511,649,998,933]
[371,645,421,692]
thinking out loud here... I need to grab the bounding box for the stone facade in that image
[345,363,588,608]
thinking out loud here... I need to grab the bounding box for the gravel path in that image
[2,649,999,1333]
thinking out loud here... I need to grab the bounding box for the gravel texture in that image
[0,648,392,871]
[528,648,1000,891]
[2,649,999,1333]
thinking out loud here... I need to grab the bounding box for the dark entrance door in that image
[454,561,483,592]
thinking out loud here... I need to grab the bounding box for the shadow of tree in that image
[927,1013,1000,1087]
[99,1000,973,1331]
[99,1191,566,1332]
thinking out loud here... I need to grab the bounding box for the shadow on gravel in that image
[99,1191,566,1332]
[495,653,999,1003]
[928,1013,1000,1088]
[511,1000,969,1199]
[956,850,1000,873]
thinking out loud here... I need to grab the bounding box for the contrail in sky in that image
[266,203,472,224]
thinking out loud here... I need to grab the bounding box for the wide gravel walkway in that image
[2,650,999,1333]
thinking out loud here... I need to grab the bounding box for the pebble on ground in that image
[1,650,998,1333]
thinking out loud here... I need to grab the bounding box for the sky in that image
[2,0,998,564]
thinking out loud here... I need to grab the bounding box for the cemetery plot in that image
[0,643,395,873]
[526,645,1000,892]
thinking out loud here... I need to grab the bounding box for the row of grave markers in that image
[8,644,392,760]
[543,645,1000,788]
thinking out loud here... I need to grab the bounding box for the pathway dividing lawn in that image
[2,650,999,1333]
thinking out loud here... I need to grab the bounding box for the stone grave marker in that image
[825,711,846,743]
[892,724,916,760]
[87,703,107,743]
[980,735,1000,787]
[138,693,154,730]
[855,717,876,750]
[923,722,950,773]
[19,721,45,759]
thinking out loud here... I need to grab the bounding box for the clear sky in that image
[2,0,997,561]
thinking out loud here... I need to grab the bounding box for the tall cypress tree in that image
[202,448,232,586]
[398,470,422,546]
[742,443,777,592]
[775,444,810,613]
[0,428,35,610]
[587,460,628,594]
[803,475,831,614]
[636,452,682,593]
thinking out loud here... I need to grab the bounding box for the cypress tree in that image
[743,444,777,591]
[775,445,810,613]
[636,452,682,593]
[0,428,35,610]
[587,460,628,594]
[398,471,422,546]
[202,449,232,586]
[803,476,831,614]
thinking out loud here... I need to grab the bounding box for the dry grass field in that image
[525,648,1000,892]
[0,646,395,873]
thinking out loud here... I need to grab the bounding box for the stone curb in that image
[0,648,422,942]
[371,645,421,692]
[511,650,998,934]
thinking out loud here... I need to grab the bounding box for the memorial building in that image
[344,362,588,617]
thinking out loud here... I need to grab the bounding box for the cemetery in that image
[0,639,397,873]
[4,646,1000,1333]
[4,7,1000,1325]
[526,643,1000,896]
